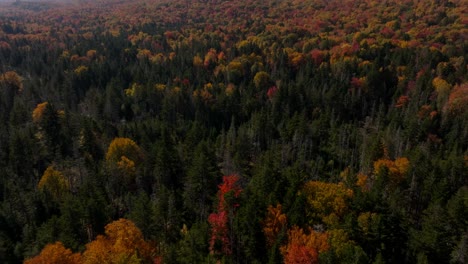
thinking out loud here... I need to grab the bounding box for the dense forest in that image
[0,0,467,263]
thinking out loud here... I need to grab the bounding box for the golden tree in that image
[193,55,203,68]
[0,71,23,92]
[253,71,271,90]
[105,137,143,192]
[32,102,49,124]
[357,212,381,236]
[24,242,81,264]
[432,77,451,95]
[82,219,155,264]
[38,166,69,201]
[106,138,143,164]
[302,181,354,226]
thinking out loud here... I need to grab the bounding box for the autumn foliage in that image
[281,226,329,264]
[24,242,81,264]
[32,102,49,124]
[445,83,468,115]
[302,181,354,226]
[373,157,410,186]
[27,219,156,264]
[0,71,23,92]
[0,0,466,263]
[38,166,69,201]
[82,219,155,264]
[263,204,287,247]
[105,137,143,165]
[208,175,242,256]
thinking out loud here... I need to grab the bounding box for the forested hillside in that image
[0,0,466,263]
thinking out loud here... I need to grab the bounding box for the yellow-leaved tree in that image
[432,77,451,107]
[253,71,271,90]
[105,137,144,193]
[302,181,354,227]
[38,166,69,201]
[105,137,143,164]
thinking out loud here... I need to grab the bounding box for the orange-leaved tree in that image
[0,70,23,92]
[281,226,329,264]
[24,242,81,264]
[27,219,157,264]
[445,82,468,116]
[263,204,287,247]
[373,157,410,186]
[32,102,49,124]
[82,218,155,264]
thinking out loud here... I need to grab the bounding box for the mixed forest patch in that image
[0,0,466,263]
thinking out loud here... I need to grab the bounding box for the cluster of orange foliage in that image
[263,204,287,247]
[373,157,410,186]
[24,242,81,264]
[263,181,358,262]
[280,226,330,264]
[25,219,157,264]
[32,102,50,124]
[82,219,155,263]
[356,157,410,191]
[445,83,468,115]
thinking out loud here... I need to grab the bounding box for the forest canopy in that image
[0,0,466,263]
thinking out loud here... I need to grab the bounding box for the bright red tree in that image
[208,175,242,256]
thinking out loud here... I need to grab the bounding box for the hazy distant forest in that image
[0,0,466,263]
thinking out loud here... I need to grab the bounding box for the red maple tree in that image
[208,175,242,256]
